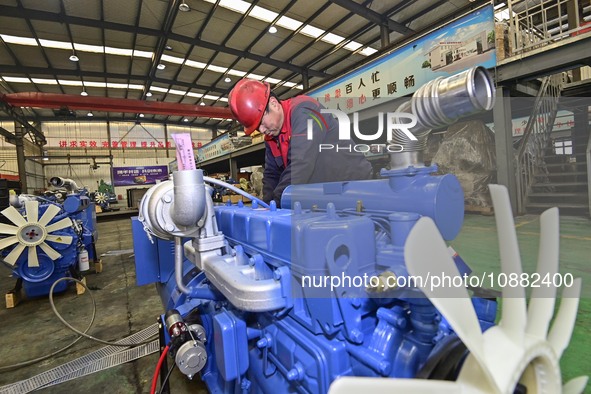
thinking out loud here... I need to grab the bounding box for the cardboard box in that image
[221,194,252,204]
[251,133,265,144]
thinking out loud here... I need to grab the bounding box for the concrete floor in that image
[0,212,589,393]
[0,214,206,393]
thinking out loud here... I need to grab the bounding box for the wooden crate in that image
[5,291,20,309]
[76,277,87,295]
[251,133,265,144]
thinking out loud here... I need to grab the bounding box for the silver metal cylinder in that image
[389,66,495,169]
[49,176,80,193]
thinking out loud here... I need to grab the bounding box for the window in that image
[553,139,572,155]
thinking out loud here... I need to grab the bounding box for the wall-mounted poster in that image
[308,5,496,113]
[112,166,169,186]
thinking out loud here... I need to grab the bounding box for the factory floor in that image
[0,211,589,393]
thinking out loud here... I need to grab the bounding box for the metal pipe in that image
[174,236,218,299]
[170,169,206,228]
[204,176,269,208]
[49,176,80,193]
[390,66,495,169]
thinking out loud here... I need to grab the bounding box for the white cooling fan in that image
[94,192,108,205]
[0,201,73,267]
[328,184,587,394]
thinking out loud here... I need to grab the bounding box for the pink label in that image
[171,133,196,170]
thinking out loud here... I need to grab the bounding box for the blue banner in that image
[112,166,169,186]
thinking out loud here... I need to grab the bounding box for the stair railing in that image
[508,0,589,57]
[515,74,563,213]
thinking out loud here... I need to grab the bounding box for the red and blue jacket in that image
[262,96,372,206]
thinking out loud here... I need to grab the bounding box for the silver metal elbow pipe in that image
[390,66,495,169]
[49,176,80,193]
[170,169,206,228]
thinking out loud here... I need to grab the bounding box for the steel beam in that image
[496,34,591,83]
[327,0,414,35]
[1,93,234,118]
[0,5,328,79]
[0,126,15,142]
[0,66,229,94]
[0,101,46,145]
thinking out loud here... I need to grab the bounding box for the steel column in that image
[14,123,27,192]
[493,87,518,214]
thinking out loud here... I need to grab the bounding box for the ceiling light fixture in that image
[268,26,278,34]
[69,54,79,62]
[183,118,189,122]
[139,113,145,118]
[87,112,93,117]
[199,100,205,106]
[179,3,191,12]
[157,63,166,70]
[165,45,173,50]
[224,77,231,83]
[146,92,153,97]
[80,90,88,96]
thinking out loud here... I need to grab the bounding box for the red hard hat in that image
[228,79,270,135]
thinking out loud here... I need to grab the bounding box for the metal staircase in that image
[515,74,590,216]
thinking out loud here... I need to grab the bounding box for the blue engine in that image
[0,177,98,297]
[132,67,505,393]
[132,167,498,393]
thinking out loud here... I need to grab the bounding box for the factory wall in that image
[0,120,214,206]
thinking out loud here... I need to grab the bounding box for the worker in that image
[228,79,372,206]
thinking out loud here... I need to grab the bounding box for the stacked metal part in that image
[132,68,586,394]
[0,177,98,297]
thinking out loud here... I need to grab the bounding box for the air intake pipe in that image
[390,66,495,169]
[49,177,81,194]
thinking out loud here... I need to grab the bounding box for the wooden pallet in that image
[465,204,494,216]
[76,277,87,295]
[94,259,103,274]
[5,291,20,309]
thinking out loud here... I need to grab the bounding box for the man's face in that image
[258,97,283,137]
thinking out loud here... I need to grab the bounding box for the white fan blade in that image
[328,377,461,394]
[1,206,27,227]
[28,246,39,267]
[547,278,582,358]
[4,243,26,265]
[38,204,61,227]
[45,217,73,233]
[25,200,38,223]
[563,376,589,394]
[0,223,19,235]
[405,217,486,364]
[488,185,526,341]
[39,242,62,261]
[45,234,73,245]
[526,207,559,338]
[0,236,19,251]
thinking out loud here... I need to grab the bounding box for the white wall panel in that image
[4,121,208,206]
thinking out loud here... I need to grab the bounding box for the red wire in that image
[150,344,170,394]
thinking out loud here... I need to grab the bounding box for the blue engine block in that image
[1,190,98,298]
[132,167,497,394]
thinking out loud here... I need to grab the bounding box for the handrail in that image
[515,74,562,213]
[516,76,551,159]
[507,0,588,57]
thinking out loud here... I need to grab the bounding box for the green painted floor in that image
[451,213,591,391]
